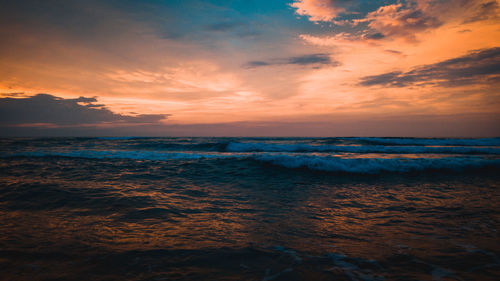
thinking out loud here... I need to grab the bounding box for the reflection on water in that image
[1,138,500,280]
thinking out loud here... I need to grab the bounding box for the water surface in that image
[1,137,500,280]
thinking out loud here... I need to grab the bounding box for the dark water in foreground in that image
[1,137,500,280]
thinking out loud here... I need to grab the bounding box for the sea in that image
[1,137,500,280]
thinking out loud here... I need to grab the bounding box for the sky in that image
[0,0,499,137]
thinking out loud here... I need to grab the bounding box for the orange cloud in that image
[295,0,500,42]
[290,0,345,22]
[363,3,441,42]
[362,0,500,41]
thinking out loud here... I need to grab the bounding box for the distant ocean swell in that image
[94,136,500,147]
[2,150,500,174]
[224,142,500,154]
[3,138,500,152]
[335,137,500,146]
[119,140,500,153]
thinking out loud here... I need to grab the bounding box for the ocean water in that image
[1,137,500,280]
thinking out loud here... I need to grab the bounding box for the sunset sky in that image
[1,0,499,136]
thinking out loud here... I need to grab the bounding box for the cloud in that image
[288,54,334,65]
[290,0,443,40]
[362,32,385,40]
[0,94,168,126]
[362,3,442,42]
[106,62,244,100]
[297,2,442,43]
[245,53,337,68]
[463,0,500,23]
[359,47,500,87]
[204,21,244,32]
[290,0,346,22]
[384,49,404,55]
[294,1,499,42]
[298,32,385,48]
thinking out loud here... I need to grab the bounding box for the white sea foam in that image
[3,150,499,174]
[226,142,500,155]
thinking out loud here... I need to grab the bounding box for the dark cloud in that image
[384,49,403,55]
[0,94,168,126]
[365,5,442,42]
[205,21,244,32]
[245,61,271,68]
[362,32,385,40]
[288,54,332,65]
[463,0,499,23]
[245,53,338,68]
[359,47,500,87]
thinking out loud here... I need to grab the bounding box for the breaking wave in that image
[2,150,500,174]
[253,154,500,174]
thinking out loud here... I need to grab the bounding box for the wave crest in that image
[3,150,500,174]
[254,154,500,174]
